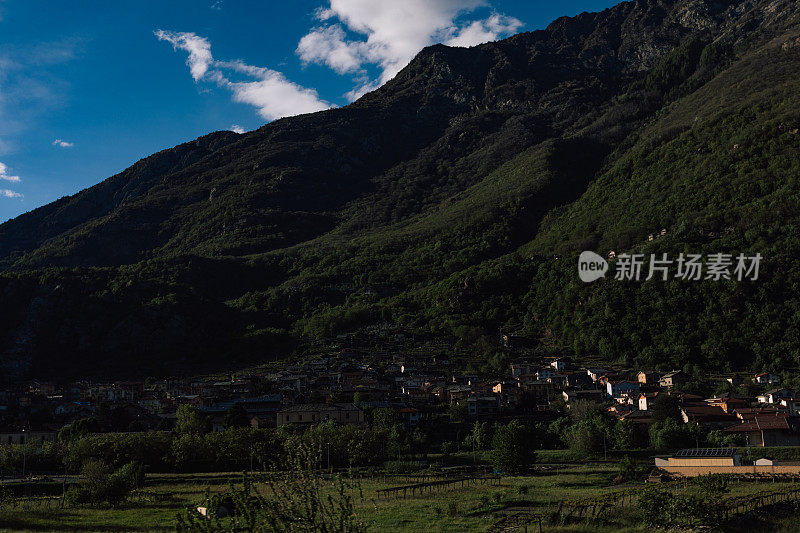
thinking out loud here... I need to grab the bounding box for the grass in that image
[2,463,800,531]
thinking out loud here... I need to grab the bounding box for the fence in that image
[719,485,800,520]
[375,475,502,499]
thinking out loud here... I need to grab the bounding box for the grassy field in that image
[1,463,800,532]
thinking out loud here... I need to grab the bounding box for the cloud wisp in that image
[297,0,523,101]
[0,161,20,182]
[0,162,22,199]
[52,139,74,148]
[156,30,332,121]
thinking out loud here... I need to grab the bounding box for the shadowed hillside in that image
[1,0,800,379]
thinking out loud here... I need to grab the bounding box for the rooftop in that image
[674,448,739,458]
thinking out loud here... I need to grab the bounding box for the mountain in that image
[2,0,800,380]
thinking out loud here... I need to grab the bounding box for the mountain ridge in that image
[2,0,800,380]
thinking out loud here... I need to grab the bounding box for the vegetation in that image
[1,0,799,379]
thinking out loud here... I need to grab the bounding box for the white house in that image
[781,399,800,416]
[638,392,659,411]
[754,373,781,385]
[757,389,795,404]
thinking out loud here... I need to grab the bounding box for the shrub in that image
[639,487,712,527]
[694,473,730,495]
[446,501,459,517]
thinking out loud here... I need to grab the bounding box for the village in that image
[3,332,800,480]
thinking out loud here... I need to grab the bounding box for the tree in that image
[566,414,609,455]
[352,391,368,406]
[370,407,400,431]
[224,404,250,429]
[612,418,647,449]
[649,418,701,450]
[67,459,141,507]
[617,455,644,482]
[569,400,605,422]
[651,395,681,422]
[472,421,493,451]
[707,429,743,448]
[448,402,468,423]
[491,420,535,474]
[176,405,209,435]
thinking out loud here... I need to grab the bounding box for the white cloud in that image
[297,25,367,75]
[445,14,523,47]
[52,138,74,148]
[155,30,213,81]
[0,161,20,182]
[1,189,22,198]
[156,31,331,121]
[297,0,522,101]
[230,124,245,134]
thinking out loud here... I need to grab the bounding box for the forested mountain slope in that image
[1,0,799,379]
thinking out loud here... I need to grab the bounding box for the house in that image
[726,376,746,387]
[401,386,431,404]
[467,396,501,419]
[659,371,689,388]
[705,393,750,412]
[607,404,635,417]
[753,373,781,385]
[492,382,520,405]
[138,393,165,413]
[276,403,364,427]
[547,358,568,372]
[616,409,653,426]
[755,457,777,466]
[606,380,640,399]
[562,389,605,404]
[517,377,553,403]
[757,389,795,404]
[723,414,800,447]
[637,371,661,385]
[586,368,609,382]
[720,397,749,414]
[510,363,532,379]
[0,429,58,445]
[492,382,516,395]
[446,386,472,405]
[638,392,659,411]
[535,368,555,381]
[680,403,738,429]
[398,407,420,428]
[734,406,786,420]
[564,372,592,388]
[781,399,800,417]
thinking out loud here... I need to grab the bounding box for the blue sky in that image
[0,0,618,223]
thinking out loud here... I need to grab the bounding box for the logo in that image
[578,251,608,283]
[576,251,762,282]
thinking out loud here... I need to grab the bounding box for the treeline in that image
[2,396,756,478]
